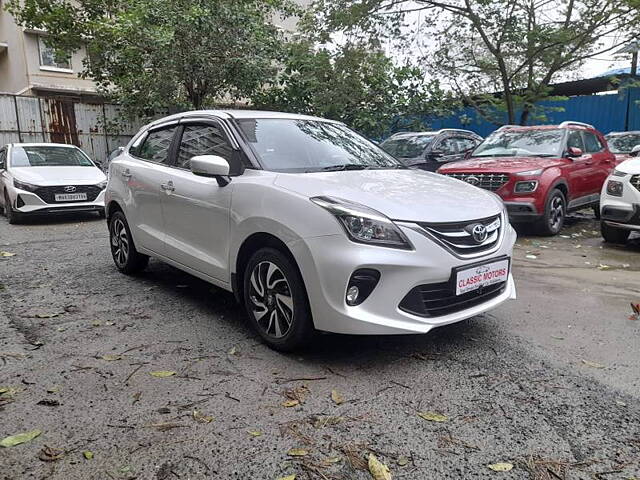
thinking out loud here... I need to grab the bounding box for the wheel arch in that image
[106,200,124,222]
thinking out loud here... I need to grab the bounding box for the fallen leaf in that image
[581,359,606,369]
[277,476,296,480]
[397,455,409,466]
[550,335,565,340]
[132,392,141,404]
[368,453,392,480]
[287,448,309,457]
[417,412,448,422]
[248,430,262,437]
[83,451,94,460]
[37,399,60,407]
[488,462,513,472]
[192,410,214,423]
[91,321,101,327]
[311,415,344,429]
[282,399,299,408]
[616,400,627,407]
[0,251,16,257]
[46,386,60,394]
[39,445,65,462]
[35,312,63,319]
[284,385,309,404]
[331,389,344,405]
[228,347,237,356]
[324,457,341,465]
[0,386,21,397]
[1,430,42,448]
[149,371,176,378]
[157,407,171,414]
[147,422,186,432]
[101,354,122,361]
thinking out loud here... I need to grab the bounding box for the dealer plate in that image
[455,258,509,296]
[54,193,87,202]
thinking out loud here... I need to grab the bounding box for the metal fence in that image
[0,94,145,162]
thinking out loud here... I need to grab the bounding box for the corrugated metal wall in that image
[397,87,640,139]
[0,94,143,162]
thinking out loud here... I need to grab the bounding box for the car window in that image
[438,138,459,155]
[10,146,94,167]
[566,130,585,151]
[457,137,478,151]
[606,133,640,153]
[136,127,178,164]
[0,149,6,169]
[380,134,435,158]
[176,124,233,169]
[582,132,604,153]
[474,129,564,157]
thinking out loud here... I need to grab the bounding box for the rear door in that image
[119,123,179,255]
[160,120,235,283]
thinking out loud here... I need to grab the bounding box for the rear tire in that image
[243,247,314,352]
[536,189,566,236]
[4,192,22,225]
[108,211,149,274]
[601,221,630,244]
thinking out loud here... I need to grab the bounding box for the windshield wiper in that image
[318,164,370,172]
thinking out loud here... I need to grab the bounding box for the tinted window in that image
[583,132,603,153]
[237,119,400,173]
[566,130,585,151]
[10,146,93,167]
[176,124,232,169]
[137,127,177,164]
[380,134,435,158]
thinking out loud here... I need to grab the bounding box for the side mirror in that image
[631,145,640,157]
[567,147,583,158]
[190,155,231,186]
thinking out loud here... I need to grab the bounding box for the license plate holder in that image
[453,256,510,296]
[54,193,87,202]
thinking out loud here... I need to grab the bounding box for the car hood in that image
[274,169,503,222]
[438,156,564,173]
[616,157,640,175]
[12,166,106,186]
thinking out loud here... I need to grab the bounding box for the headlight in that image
[97,180,108,190]
[606,180,623,197]
[514,180,538,193]
[13,179,39,192]
[515,169,542,176]
[310,196,413,249]
[611,170,627,177]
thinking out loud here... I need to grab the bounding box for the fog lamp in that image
[606,180,623,197]
[345,269,381,306]
[346,286,360,305]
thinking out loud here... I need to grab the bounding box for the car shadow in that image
[5,212,104,226]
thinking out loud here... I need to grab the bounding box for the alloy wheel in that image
[548,196,564,231]
[110,218,129,267]
[248,261,294,338]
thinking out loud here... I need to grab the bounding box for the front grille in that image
[444,173,510,191]
[399,280,506,318]
[32,185,102,204]
[417,214,503,258]
[631,175,640,192]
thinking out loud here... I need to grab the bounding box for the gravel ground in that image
[0,212,639,480]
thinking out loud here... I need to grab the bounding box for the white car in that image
[600,152,640,244]
[105,110,517,350]
[0,143,107,223]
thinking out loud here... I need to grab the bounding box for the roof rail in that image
[559,121,594,129]
[496,124,521,131]
[436,128,478,135]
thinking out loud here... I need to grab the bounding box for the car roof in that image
[498,121,597,132]
[7,142,80,148]
[387,129,480,138]
[147,109,343,129]
[606,131,640,136]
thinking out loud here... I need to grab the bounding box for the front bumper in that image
[600,177,640,229]
[12,188,105,214]
[289,223,517,335]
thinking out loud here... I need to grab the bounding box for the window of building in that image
[38,36,71,71]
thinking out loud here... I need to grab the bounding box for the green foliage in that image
[7,0,296,119]
[254,40,458,138]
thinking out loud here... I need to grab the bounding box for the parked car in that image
[0,143,107,224]
[600,156,640,244]
[380,129,482,172]
[605,131,640,162]
[437,121,616,236]
[105,110,517,351]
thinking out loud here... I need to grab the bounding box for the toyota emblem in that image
[64,186,77,193]
[470,224,488,243]
[465,175,481,186]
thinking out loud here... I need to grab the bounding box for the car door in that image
[582,130,613,196]
[160,120,235,283]
[119,123,179,255]
[562,129,594,204]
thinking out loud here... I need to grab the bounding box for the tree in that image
[7,0,296,118]
[313,0,638,125]
[254,40,458,138]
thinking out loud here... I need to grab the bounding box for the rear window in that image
[10,146,93,167]
[380,135,436,158]
[607,134,640,154]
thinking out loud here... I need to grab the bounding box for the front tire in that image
[601,221,630,244]
[243,247,314,352]
[536,189,566,236]
[108,211,149,274]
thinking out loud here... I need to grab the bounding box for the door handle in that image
[121,168,132,179]
[160,181,175,192]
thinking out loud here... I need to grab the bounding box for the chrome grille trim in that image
[400,212,506,259]
[444,173,510,191]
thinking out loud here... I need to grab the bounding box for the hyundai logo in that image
[470,224,488,243]
[465,175,481,186]
[64,186,77,193]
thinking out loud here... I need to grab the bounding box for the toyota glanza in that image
[105,110,517,351]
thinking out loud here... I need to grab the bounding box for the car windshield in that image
[11,146,94,167]
[380,134,436,158]
[236,119,402,173]
[606,134,640,154]
[473,129,564,158]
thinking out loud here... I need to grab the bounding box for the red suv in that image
[437,122,616,235]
